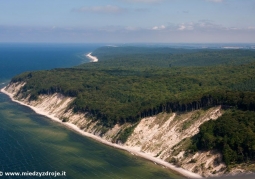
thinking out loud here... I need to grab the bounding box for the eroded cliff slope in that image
[2,82,237,177]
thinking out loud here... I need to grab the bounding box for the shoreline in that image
[1,86,202,179]
[86,52,98,62]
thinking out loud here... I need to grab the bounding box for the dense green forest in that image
[12,47,255,126]
[191,110,255,166]
[85,46,255,68]
[10,46,255,165]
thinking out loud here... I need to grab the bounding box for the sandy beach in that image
[86,52,98,62]
[1,86,202,179]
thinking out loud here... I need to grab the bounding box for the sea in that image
[0,43,183,179]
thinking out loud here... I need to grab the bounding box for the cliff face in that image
[3,82,228,177]
[124,107,227,177]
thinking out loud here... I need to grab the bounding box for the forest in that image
[192,110,255,167]
[11,46,255,166]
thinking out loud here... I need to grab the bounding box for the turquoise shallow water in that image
[0,44,183,179]
[0,92,183,179]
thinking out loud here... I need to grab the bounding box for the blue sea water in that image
[0,43,182,179]
[0,43,101,82]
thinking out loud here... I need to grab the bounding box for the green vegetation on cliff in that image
[192,110,255,166]
[11,47,255,128]
[11,46,255,165]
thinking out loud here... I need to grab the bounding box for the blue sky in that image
[0,0,255,43]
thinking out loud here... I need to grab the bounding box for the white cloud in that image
[152,25,166,30]
[178,25,186,31]
[197,20,225,31]
[73,5,127,14]
[1,24,255,43]
[173,20,232,32]
[177,23,194,31]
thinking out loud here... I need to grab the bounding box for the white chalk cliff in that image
[3,82,249,178]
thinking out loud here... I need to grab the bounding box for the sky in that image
[0,0,255,43]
